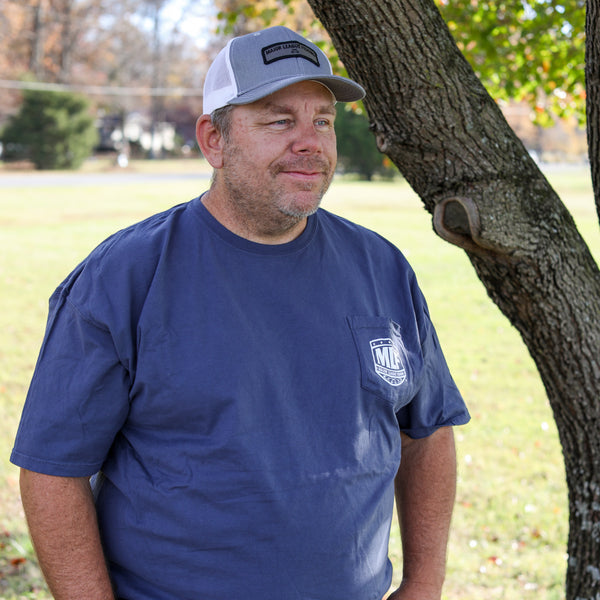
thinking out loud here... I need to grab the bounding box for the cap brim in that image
[227,75,365,106]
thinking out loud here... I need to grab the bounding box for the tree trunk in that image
[148,0,166,158]
[29,0,45,77]
[588,0,600,224]
[58,0,74,83]
[307,0,600,597]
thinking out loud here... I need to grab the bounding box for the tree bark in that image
[307,0,600,597]
[58,0,74,83]
[587,0,600,224]
[29,0,45,78]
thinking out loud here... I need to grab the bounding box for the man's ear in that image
[196,115,225,169]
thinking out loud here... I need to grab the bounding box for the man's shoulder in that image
[57,199,199,309]
[93,200,195,261]
[316,208,403,255]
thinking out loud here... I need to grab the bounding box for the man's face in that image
[216,80,338,240]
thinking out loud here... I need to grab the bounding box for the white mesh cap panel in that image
[202,39,238,115]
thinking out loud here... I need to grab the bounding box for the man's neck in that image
[201,187,308,245]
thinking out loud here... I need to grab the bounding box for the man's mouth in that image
[274,160,329,181]
[282,170,322,178]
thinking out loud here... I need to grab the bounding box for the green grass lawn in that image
[0,159,597,599]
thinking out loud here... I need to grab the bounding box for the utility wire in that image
[0,79,203,96]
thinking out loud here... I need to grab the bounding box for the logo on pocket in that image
[370,337,406,386]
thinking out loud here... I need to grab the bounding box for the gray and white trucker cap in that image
[203,26,365,115]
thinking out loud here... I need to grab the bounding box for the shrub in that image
[1,89,98,170]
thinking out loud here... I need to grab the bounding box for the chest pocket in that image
[347,315,424,412]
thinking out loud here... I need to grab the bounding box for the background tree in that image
[214,0,586,124]
[0,0,207,151]
[1,88,98,169]
[586,0,600,218]
[214,0,320,36]
[29,0,45,77]
[435,0,586,126]
[335,103,397,180]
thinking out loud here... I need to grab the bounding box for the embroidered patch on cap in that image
[261,41,320,67]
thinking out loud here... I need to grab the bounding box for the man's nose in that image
[291,121,322,154]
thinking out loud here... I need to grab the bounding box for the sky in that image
[159,0,217,48]
[129,0,217,49]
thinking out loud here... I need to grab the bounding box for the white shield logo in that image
[370,337,406,386]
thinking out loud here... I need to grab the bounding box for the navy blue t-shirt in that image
[12,197,469,600]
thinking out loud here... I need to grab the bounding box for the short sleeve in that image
[10,285,131,476]
[396,298,470,439]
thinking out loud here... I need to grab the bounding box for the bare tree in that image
[29,0,46,76]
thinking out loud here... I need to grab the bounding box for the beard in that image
[221,145,335,237]
[268,157,333,217]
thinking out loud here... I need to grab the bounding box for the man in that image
[11,26,469,600]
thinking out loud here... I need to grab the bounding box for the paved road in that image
[0,171,211,189]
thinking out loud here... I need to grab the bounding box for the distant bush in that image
[335,103,398,180]
[1,89,98,170]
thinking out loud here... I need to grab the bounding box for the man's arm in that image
[20,469,115,600]
[387,426,457,600]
